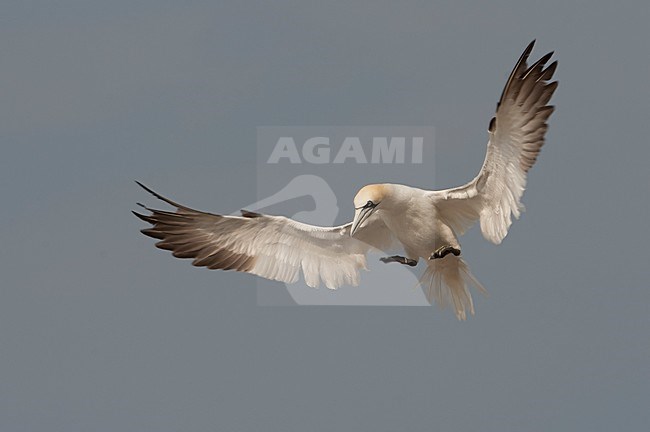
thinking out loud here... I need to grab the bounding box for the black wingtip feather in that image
[498,41,537,107]
[523,52,554,80]
[141,228,165,240]
[541,61,558,81]
[135,181,188,209]
[525,40,536,53]
[132,211,156,224]
[241,209,262,218]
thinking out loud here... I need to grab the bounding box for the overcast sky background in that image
[1,1,649,431]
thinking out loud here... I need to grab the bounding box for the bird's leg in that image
[380,255,418,267]
[429,245,461,260]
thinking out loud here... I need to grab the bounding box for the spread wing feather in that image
[431,40,558,243]
[133,182,395,289]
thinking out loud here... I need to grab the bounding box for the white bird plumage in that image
[134,41,557,319]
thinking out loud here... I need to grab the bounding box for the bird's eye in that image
[355,200,378,210]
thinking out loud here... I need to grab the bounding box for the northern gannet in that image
[133,41,557,319]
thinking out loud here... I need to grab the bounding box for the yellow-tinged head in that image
[351,184,387,236]
[353,184,387,209]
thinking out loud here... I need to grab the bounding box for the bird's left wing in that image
[431,41,558,243]
[133,182,395,289]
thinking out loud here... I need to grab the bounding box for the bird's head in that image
[350,184,387,236]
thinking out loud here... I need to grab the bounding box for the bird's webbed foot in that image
[429,245,461,260]
[380,255,418,267]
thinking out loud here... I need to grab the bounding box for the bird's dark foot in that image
[429,245,461,260]
[380,255,418,267]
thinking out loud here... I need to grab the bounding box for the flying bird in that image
[133,41,558,319]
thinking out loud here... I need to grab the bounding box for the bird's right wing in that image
[133,183,396,289]
[431,41,558,243]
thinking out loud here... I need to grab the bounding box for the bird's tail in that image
[419,255,488,320]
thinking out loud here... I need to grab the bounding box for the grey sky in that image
[1,1,649,431]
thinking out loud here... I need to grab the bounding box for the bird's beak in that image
[350,207,374,237]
